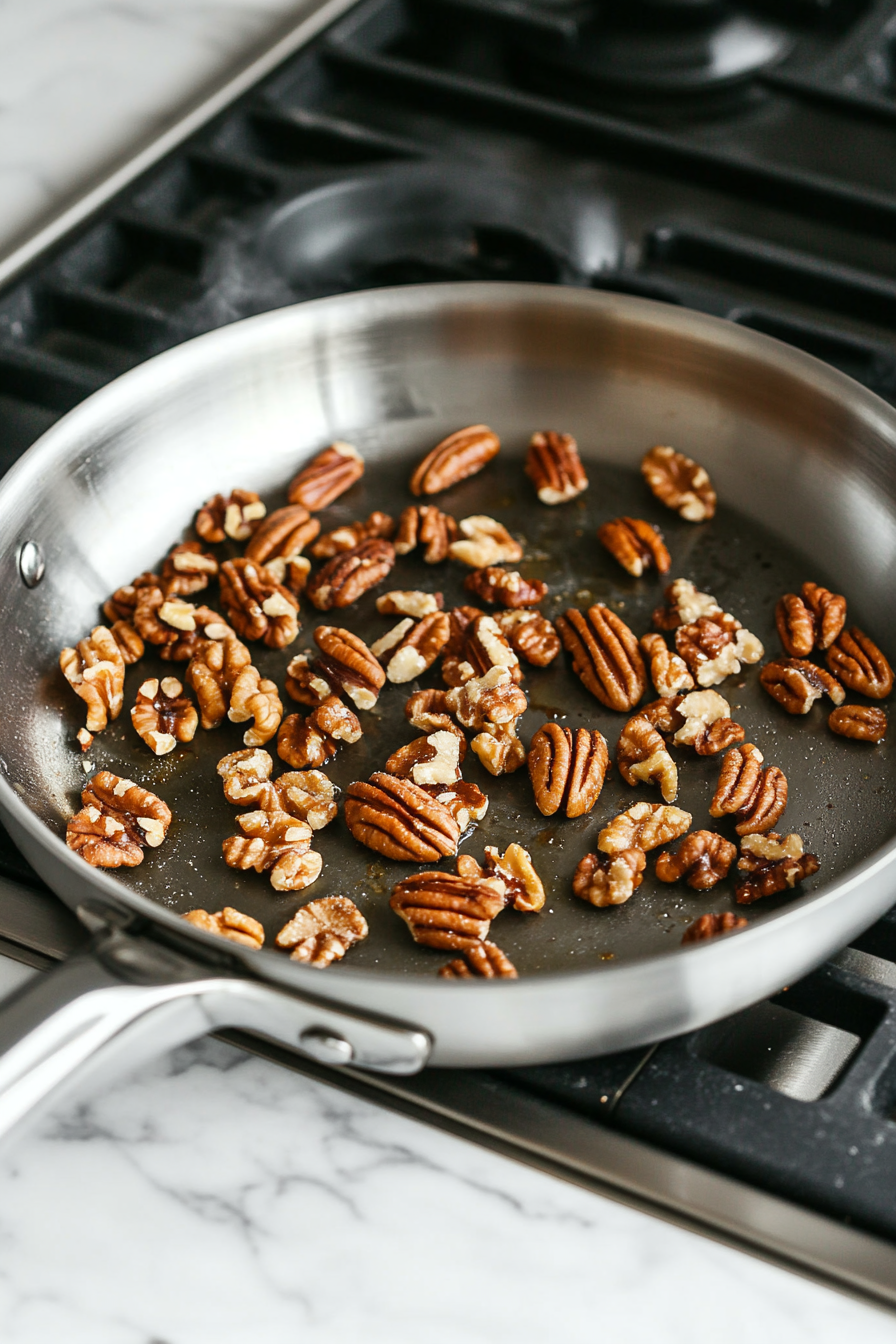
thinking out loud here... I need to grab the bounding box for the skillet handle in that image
[0,929,431,1146]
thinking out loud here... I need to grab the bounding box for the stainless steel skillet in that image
[0,281,895,1144]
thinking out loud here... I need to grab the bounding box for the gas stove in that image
[3,0,896,1309]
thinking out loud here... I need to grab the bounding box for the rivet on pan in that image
[299,1026,354,1066]
[17,539,45,588]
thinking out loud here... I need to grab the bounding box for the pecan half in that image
[640,632,695,698]
[306,538,396,611]
[410,425,500,496]
[60,626,125,732]
[464,567,548,608]
[405,687,458,735]
[385,730,463,788]
[448,516,522,568]
[277,697,361,769]
[371,611,451,684]
[245,504,320,591]
[528,723,610,817]
[284,652,333,707]
[67,771,171,867]
[186,634,252,730]
[681,913,748,944]
[288,441,364,511]
[829,704,887,743]
[760,657,845,714]
[775,593,815,658]
[161,542,218,596]
[275,895,368,966]
[598,802,692,855]
[641,445,716,521]
[195,489,266,543]
[655,830,737,890]
[709,743,788,836]
[394,506,458,563]
[183,907,265,949]
[445,666,527,731]
[311,511,395,558]
[390,867,506,948]
[444,604,484,656]
[525,430,588,505]
[802,582,846,650]
[314,625,385,709]
[131,676,198,755]
[377,589,444,618]
[671,689,744,755]
[228,663,283,747]
[572,850,646,908]
[218,558,299,649]
[598,517,671,578]
[345,773,460,862]
[735,832,819,905]
[439,942,518,979]
[556,604,647,711]
[223,811,320,892]
[827,627,894,699]
[616,714,678,802]
[495,609,560,667]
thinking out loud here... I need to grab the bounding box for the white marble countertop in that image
[0,4,894,1340]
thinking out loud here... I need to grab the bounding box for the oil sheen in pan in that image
[55,449,895,979]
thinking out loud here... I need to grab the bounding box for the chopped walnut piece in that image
[186,634,251,730]
[385,730,463,788]
[775,593,815,658]
[525,430,588,505]
[735,832,819,905]
[217,747,275,805]
[454,613,522,685]
[374,611,451,684]
[464,567,548,608]
[245,502,319,559]
[760,658,845,714]
[827,627,894,700]
[616,714,678,803]
[598,517,671,577]
[133,587,223,660]
[495,609,560,667]
[110,620,145,666]
[556,604,647,711]
[345,773,460,862]
[223,810,321,892]
[640,632,695,698]
[218,558,299,650]
[284,652,333,707]
[802,582,847,650]
[66,771,171,867]
[228,662,283,747]
[60,626,125,733]
[390,867,506,948]
[671,689,744,756]
[76,728,93,753]
[183,907,264,949]
[641,445,716,522]
[161,541,219,597]
[572,850,646,908]
[652,578,722,631]
[405,687,459,735]
[681,913,748,944]
[709,743,788,836]
[449,515,522,568]
[655,831,737,890]
[439,942,518,979]
[829,704,887,743]
[276,895,368,966]
[471,722,527,776]
[676,615,763,688]
[528,723,610,817]
[306,538,396,611]
[131,676,198,755]
[641,696,686,736]
[311,511,395,558]
[276,771,337,830]
[195,489,266,543]
[598,802,692,855]
[377,589,444,618]
[102,571,158,624]
[288,441,364,511]
[410,425,500,496]
[483,843,545,913]
[314,625,385,709]
[430,781,489,832]
[446,666,527,731]
[394,506,458,564]
[277,697,361,769]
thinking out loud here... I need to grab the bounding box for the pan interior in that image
[1,287,895,981]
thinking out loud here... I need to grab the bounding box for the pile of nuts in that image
[57,422,889,975]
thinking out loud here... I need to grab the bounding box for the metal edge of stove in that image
[0,0,358,294]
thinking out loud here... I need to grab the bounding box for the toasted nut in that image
[681,913,748,944]
[775,593,815,658]
[641,445,716,521]
[217,750,337,829]
[109,620,145,666]
[223,810,321,892]
[103,570,159,624]
[429,781,489,833]
[480,843,545,913]
[390,868,506,948]
[740,831,805,860]
[446,666,527,730]
[471,722,527,776]
[284,652,333,707]
[439,942,518,978]
[131,676,198,756]
[598,517,671,577]
[195,489,266,543]
[394,506,458,563]
[616,714,678,803]
[245,506,320,592]
[275,771,338,830]
[525,430,588,505]
[410,425,500,496]
[640,632,695,698]
[675,614,763,688]
[528,723,610,817]
[277,697,361,769]
[288,441,364,511]
[709,743,787,836]
[218,558,299,650]
[829,704,888,743]
[405,687,458,735]
[133,588,224,660]
[314,625,385,709]
[671,689,744,756]
[802,582,847,649]
[311,511,395,558]
[641,696,686,736]
[652,577,722,631]
[760,657,845,714]
[60,626,125,733]
[377,590,444,618]
[228,663,283,747]
[185,634,251,730]
[161,541,219,596]
[345,773,460,862]
[495,609,560,667]
[66,771,171,867]
[378,611,451,684]
[827,627,893,699]
[598,802,691,855]
[217,747,275,805]
[464,567,548,608]
[655,831,737,890]
[735,833,820,905]
[306,538,396,611]
[276,895,367,966]
[444,604,485,656]
[76,728,93,752]
[572,850,646,908]
[449,515,522,568]
[556,604,647,711]
[385,731,463,788]
[459,613,522,683]
[183,907,265,949]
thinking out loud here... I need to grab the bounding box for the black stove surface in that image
[4,0,896,1301]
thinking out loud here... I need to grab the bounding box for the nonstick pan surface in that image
[1,283,896,1065]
